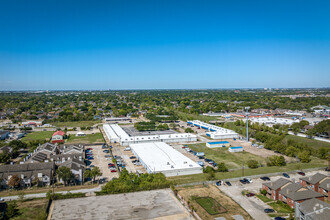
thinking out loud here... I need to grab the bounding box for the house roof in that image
[299,198,330,220]
[300,173,328,185]
[60,158,85,172]
[280,183,304,195]
[52,131,65,136]
[0,130,9,136]
[282,188,324,201]
[319,178,330,191]
[263,178,291,190]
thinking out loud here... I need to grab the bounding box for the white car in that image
[246,178,253,183]
[0,198,4,202]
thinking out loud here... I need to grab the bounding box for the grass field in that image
[21,131,53,142]
[187,143,266,169]
[168,157,326,185]
[256,194,273,203]
[195,197,225,215]
[12,198,48,220]
[268,201,294,213]
[176,111,218,122]
[51,120,99,128]
[66,133,104,144]
[284,135,330,150]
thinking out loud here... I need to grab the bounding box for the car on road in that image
[283,173,290,178]
[260,176,270,181]
[245,193,255,197]
[297,171,305,176]
[225,181,232,186]
[264,208,275,213]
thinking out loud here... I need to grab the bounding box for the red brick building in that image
[299,173,329,200]
[262,178,291,200]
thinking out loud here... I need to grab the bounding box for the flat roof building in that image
[249,117,300,126]
[103,124,197,146]
[188,120,238,139]
[130,142,203,177]
[206,141,230,148]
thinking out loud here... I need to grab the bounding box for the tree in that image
[318,148,330,160]
[260,189,267,196]
[91,167,102,183]
[285,146,298,157]
[184,128,194,133]
[217,162,228,172]
[266,155,286,167]
[247,160,259,169]
[8,175,21,189]
[6,201,18,218]
[57,166,74,186]
[298,151,311,163]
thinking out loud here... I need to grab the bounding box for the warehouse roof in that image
[207,141,229,144]
[130,142,201,173]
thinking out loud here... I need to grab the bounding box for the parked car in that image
[274,217,286,220]
[124,147,131,151]
[283,173,290,178]
[198,156,205,159]
[130,156,136,159]
[260,176,270,181]
[264,208,275,213]
[103,150,109,153]
[240,178,250,184]
[0,198,4,201]
[215,181,221,186]
[90,165,95,168]
[225,181,232,186]
[297,171,305,176]
[246,178,253,183]
[245,193,255,197]
[110,169,117,172]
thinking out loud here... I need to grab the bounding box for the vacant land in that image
[169,157,326,185]
[51,189,192,220]
[195,197,226,215]
[176,111,218,122]
[51,121,98,128]
[284,135,330,150]
[12,198,48,220]
[66,133,104,144]
[187,143,266,169]
[177,185,252,220]
[21,131,53,142]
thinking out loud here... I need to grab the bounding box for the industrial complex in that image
[130,142,203,177]
[187,120,239,139]
[103,124,197,146]
[249,117,300,126]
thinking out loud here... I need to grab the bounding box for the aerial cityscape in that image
[0,1,329,220]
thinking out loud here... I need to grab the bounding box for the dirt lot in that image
[228,139,295,162]
[51,189,192,220]
[177,185,252,220]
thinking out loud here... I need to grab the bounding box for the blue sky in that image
[0,0,329,90]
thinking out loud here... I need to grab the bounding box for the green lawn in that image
[66,133,104,144]
[284,135,330,150]
[168,157,326,185]
[12,198,48,220]
[21,131,53,142]
[268,201,294,213]
[256,194,273,203]
[176,111,218,122]
[187,143,266,169]
[195,197,225,215]
[51,120,99,128]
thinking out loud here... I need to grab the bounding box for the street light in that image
[245,107,250,141]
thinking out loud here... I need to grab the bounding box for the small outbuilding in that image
[228,146,243,152]
[75,132,86,137]
[206,141,230,148]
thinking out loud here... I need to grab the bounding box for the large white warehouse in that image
[103,124,197,146]
[130,142,203,177]
[187,120,238,139]
[249,117,300,126]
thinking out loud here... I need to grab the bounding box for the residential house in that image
[0,162,55,188]
[27,143,58,163]
[279,182,324,208]
[317,178,330,201]
[0,146,13,154]
[262,178,291,200]
[50,153,84,165]
[51,130,65,144]
[58,144,84,154]
[295,198,330,220]
[59,158,85,184]
[299,173,329,192]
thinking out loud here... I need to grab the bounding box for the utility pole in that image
[245,107,250,141]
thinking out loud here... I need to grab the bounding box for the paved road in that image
[288,131,330,143]
[3,186,102,201]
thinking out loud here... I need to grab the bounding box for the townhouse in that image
[262,178,291,200]
[299,173,329,201]
[296,198,330,220]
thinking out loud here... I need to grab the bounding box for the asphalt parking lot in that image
[85,145,119,181]
[51,189,193,220]
[218,170,329,220]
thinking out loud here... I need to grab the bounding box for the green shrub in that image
[247,160,259,169]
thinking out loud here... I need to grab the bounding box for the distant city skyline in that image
[0,0,329,90]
